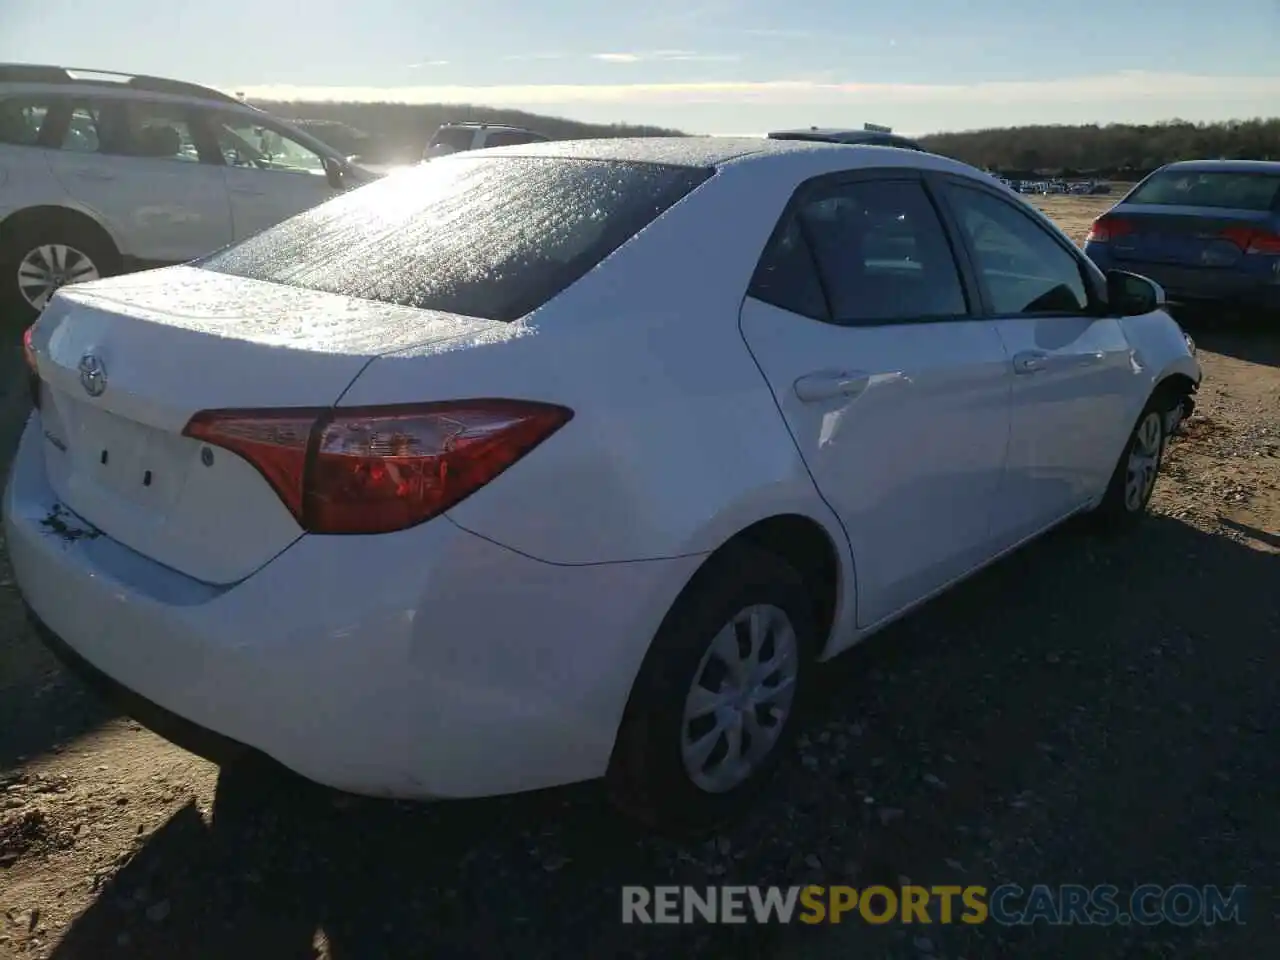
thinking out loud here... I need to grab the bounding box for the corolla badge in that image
[78,353,107,397]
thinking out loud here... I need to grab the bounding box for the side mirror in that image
[1106,269,1165,316]
[322,156,346,190]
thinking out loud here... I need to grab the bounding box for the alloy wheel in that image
[17,244,100,311]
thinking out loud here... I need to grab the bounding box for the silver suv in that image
[0,64,375,321]
[423,122,550,159]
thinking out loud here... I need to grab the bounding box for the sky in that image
[2,0,1278,135]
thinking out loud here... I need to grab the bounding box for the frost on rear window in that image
[1127,171,1280,211]
[197,157,711,322]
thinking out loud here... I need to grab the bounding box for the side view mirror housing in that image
[322,156,346,190]
[1106,269,1165,316]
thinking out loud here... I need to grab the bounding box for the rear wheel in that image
[606,544,816,835]
[0,217,119,327]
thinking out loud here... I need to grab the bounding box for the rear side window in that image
[1127,170,1280,211]
[0,97,52,146]
[751,179,967,324]
[198,157,712,321]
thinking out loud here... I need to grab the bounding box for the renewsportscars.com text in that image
[621,884,1248,926]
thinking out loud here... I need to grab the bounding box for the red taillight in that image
[183,400,573,535]
[1221,227,1280,255]
[1085,216,1133,243]
[22,325,40,408]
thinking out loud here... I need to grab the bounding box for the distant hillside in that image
[250,99,686,165]
[918,118,1280,178]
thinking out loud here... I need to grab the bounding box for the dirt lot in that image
[1,196,1278,959]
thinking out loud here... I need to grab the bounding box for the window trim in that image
[746,167,981,328]
[930,173,1108,319]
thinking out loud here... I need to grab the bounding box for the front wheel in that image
[1092,402,1167,528]
[606,544,816,835]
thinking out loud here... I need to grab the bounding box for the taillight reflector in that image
[1085,216,1133,244]
[1216,226,1280,254]
[183,400,573,535]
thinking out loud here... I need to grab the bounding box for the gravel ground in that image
[1,201,1278,958]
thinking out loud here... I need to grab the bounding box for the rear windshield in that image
[198,157,712,322]
[1127,170,1280,211]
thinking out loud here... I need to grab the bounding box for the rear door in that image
[738,171,1012,628]
[937,177,1134,546]
[203,109,341,240]
[44,96,234,263]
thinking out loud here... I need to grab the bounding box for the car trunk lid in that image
[1099,205,1276,268]
[29,265,502,584]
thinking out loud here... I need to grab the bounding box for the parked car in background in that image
[0,63,377,321]
[423,121,550,159]
[767,125,926,152]
[9,137,1199,832]
[1084,160,1280,315]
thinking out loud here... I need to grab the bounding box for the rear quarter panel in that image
[338,159,852,570]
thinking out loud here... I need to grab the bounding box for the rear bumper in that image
[1085,245,1280,312]
[25,606,255,766]
[4,414,699,799]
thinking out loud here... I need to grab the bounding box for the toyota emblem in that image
[78,354,107,397]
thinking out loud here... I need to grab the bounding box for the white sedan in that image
[6,137,1200,832]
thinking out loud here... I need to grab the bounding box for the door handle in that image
[794,370,871,403]
[230,187,265,197]
[1012,351,1049,374]
[74,170,116,182]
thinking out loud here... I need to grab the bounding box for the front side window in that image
[0,97,52,147]
[945,184,1090,315]
[198,156,712,322]
[210,113,327,175]
[753,178,968,324]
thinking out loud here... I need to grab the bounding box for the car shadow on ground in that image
[1,351,120,770]
[44,512,1279,959]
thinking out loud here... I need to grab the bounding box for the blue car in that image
[1083,160,1280,314]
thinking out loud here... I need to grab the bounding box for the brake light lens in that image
[22,325,40,409]
[1085,216,1133,243]
[1236,229,1280,255]
[183,400,573,535]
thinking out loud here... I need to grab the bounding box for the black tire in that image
[606,543,817,835]
[1092,398,1168,530]
[0,215,120,328]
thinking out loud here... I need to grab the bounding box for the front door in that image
[739,173,1012,628]
[938,179,1136,546]
[203,110,340,241]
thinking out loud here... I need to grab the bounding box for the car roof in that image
[1157,159,1280,175]
[446,135,980,180]
[0,62,246,108]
